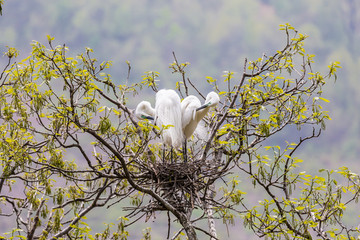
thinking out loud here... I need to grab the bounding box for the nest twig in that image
[125,159,221,217]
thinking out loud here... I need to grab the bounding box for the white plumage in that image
[135,90,220,162]
[135,101,155,120]
[181,95,202,140]
[155,89,183,149]
[181,92,220,141]
[180,92,220,162]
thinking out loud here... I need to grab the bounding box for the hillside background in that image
[1,0,360,239]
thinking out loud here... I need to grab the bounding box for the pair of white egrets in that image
[135,89,220,162]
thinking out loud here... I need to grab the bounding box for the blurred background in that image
[1,0,359,238]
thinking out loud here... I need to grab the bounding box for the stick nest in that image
[141,160,219,214]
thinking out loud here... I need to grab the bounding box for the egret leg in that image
[170,147,174,164]
[183,141,187,163]
[162,145,166,163]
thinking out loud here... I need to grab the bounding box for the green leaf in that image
[318,97,330,103]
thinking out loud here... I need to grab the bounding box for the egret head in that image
[196,91,220,111]
[135,101,155,120]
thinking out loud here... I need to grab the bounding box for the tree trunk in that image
[205,183,217,240]
[179,214,197,240]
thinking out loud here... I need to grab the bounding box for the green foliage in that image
[1,0,358,166]
[0,37,142,238]
[0,23,358,240]
[241,143,360,239]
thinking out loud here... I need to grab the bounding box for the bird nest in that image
[136,159,220,215]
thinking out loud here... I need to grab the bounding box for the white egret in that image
[135,101,155,120]
[181,91,220,161]
[197,91,220,113]
[155,89,183,150]
[181,95,202,140]
[135,89,183,162]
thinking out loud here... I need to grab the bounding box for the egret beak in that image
[142,115,154,120]
[196,102,210,111]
